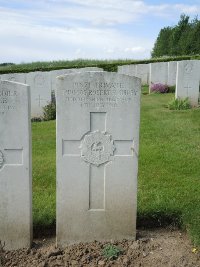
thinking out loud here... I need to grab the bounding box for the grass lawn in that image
[32,88,200,245]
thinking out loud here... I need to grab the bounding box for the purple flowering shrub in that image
[150,83,169,93]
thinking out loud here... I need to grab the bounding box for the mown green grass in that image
[32,90,200,245]
[138,91,200,245]
[32,121,56,229]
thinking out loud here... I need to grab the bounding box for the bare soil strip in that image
[1,229,200,267]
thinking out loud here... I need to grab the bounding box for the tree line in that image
[151,14,200,58]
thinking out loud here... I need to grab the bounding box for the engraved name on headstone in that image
[56,72,141,246]
[0,80,32,250]
[50,67,104,96]
[176,60,200,106]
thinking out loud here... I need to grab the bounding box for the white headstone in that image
[168,61,177,86]
[67,67,104,73]
[51,67,104,95]
[0,80,32,250]
[118,64,149,85]
[118,65,137,76]
[56,71,141,246]
[136,64,149,85]
[50,69,69,98]
[149,62,168,92]
[1,73,26,84]
[176,60,200,106]
[26,71,51,118]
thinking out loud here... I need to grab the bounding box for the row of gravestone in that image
[0,71,141,250]
[0,67,103,118]
[118,61,177,86]
[1,60,199,120]
[118,60,200,106]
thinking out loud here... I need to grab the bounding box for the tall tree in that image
[151,27,173,57]
[187,17,200,54]
[170,14,190,55]
[151,14,200,57]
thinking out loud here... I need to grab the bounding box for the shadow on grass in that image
[33,212,183,238]
[137,211,183,229]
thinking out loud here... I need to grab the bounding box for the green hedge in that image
[0,55,200,74]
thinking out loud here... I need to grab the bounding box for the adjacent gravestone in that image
[149,62,168,92]
[26,71,51,117]
[118,64,149,85]
[176,60,200,106]
[118,65,137,76]
[136,64,149,85]
[56,71,141,246]
[168,61,177,86]
[0,73,26,84]
[0,80,32,250]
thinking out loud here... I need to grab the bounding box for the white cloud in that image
[0,0,199,63]
[124,47,146,53]
[105,48,115,54]
[50,0,200,19]
[2,1,199,28]
[54,0,200,15]
[0,1,154,62]
[0,14,153,62]
[173,4,200,14]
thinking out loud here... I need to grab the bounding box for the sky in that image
[0,0,200,63]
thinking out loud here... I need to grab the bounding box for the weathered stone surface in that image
[136,64,149,85]
[118,64,149,85]
[176,60,200,106]
[0,80,32,250]
[118,65,137,76]
[26,71,51,117]
[168,61,177,86]
[0,68,104,118]
[149,62,168,91]
[0,73,26,84]
[50,67,104,95]
[56,71,141,246]
[80,130,115,166]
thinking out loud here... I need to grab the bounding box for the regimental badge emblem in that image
[80,131,115,166]
[0,150,4,170]
[184,63,193,73]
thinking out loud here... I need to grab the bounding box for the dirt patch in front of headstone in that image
[1,228,200,267]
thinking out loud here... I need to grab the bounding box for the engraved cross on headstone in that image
[184,84,192,97]
[62,112,134,210]
[0,148,23,170]
[35,95,46,107]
